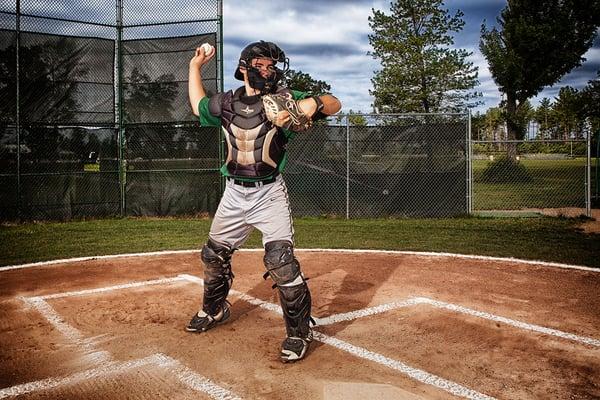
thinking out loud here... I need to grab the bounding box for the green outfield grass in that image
[1,216,598,268]
[473,158,587,209]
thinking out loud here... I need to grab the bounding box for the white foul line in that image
[0,353,241,400]
[179,274,495,400]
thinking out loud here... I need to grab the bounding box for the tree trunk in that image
[421,76,429,113]
[505,92,518,161]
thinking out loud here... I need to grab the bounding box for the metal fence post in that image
[587,126,592,217]
[467,110,473,214]
[217,0,225,195]
[116,0,126,217]
[346,114,350,219]
[15,0,21,220]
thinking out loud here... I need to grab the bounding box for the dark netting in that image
[0,30,16,124]
[288,114,468,218]
[122,33,217,123]
[0,125,17,219]
[1,1,222,221]
[124,124,221,216]
[286,122,347,216]
[125,170,220,216]
[18,126,120,220]
[19,31,115,125]
[348,117,467,217]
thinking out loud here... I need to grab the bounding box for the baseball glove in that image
[262,93,312,132]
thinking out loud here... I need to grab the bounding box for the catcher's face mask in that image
[235,41,289,94]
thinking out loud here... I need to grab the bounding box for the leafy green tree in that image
[282,69,331,95]
[368,0,480,113]
[534,98,554,140]
[553,86,584,139]
[580,71,600,132]
[480,0,600,147]
[471,111,485,140]
[348,109,367,126]
[483,107,505,142]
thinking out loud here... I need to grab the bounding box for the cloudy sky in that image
[221,0,600,114]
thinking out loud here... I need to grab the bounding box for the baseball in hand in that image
[201,43,215,56]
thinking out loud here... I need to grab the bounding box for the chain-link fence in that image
[0,0,594,221]
[286,114,470,218]
[472,138,593,216]
[0,0,222,220]
[285,114,593,219]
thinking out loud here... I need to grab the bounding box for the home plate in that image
[324,382,424,400]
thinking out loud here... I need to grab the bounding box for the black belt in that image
[227,175,277,187]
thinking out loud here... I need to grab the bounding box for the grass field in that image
[1,216,598,268]
[473,158,588,209]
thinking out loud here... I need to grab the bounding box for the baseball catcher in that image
[186,40,341,362]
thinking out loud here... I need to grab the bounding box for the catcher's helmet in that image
[235,41,289,93]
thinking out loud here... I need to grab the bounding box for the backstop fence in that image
[0,0,223,221]
[0,1,594,221]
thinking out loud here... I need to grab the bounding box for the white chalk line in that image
[14,273,597,399]
[179,274,284,316]
[20,296,111,363]
[0,354,160,399]
[180,273,494,400]
[153,354,242,400]
[315,298,423,326]
[319,296,600,348]
[16,277,241,400]
[414,297,600,348]
[2,248,597,273]
[36,276,187,300]
[313,332,494,400]
[0,353,241,400]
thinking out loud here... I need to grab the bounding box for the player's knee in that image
[263,240,301,286]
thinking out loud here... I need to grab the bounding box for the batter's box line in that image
[178,274,495,400]
[20,273,493,400]
[0,353,241,400]
[317,296,600,348]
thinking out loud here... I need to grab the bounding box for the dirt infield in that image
[1,250,599,399]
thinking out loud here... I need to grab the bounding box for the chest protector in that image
[220,87,292,179]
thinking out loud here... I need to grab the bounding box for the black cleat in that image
[280,330,313,362]
[185,303,230,333]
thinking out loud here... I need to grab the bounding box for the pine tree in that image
[368,0,480,113]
